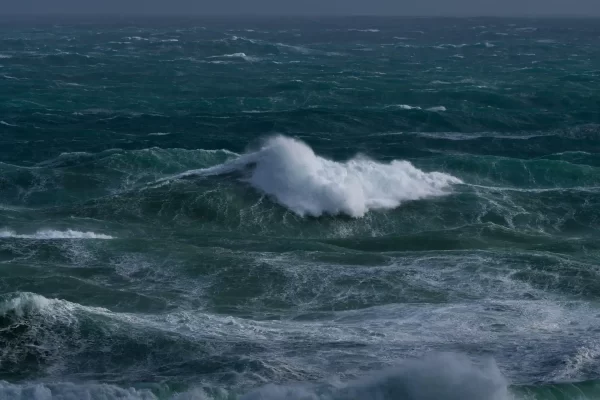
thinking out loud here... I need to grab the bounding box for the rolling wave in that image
[169,136,462,217]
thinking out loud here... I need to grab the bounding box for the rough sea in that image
[1,16,600,399]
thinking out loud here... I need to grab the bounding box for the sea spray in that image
[173,136,462,217]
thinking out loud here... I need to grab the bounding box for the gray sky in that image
[4,0,600,16]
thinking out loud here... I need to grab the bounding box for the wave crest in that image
[173,136,462,217]
[0,229,114,240]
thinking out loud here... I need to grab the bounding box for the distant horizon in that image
[2,12,600,18]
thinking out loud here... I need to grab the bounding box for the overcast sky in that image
[4,0,600,16]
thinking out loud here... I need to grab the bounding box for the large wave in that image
[174,136,462,217]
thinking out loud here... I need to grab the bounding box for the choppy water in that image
[1,16,600,399]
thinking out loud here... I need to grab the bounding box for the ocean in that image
[1,16,600,399]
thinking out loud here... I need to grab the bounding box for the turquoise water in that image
[1,16,600,399]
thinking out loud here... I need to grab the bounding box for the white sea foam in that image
[435,43,468,49]
[427,106,447,112]
[172,136,461,217]
[0,228,114,240]
[348,29,380,32]
[243,353,508,400]
[392,104,421,110]
[0,120,17,127]
[0,381,160,400]
[0,354,506,400]
[0,54,12,59]
[208,52,259,62]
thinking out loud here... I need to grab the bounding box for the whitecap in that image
[427,106,447,112]
[435,43,467,49]
[167,136,461,217]
[243,353,507,400]
[390,104,422,110]
[0,228,114,240]
[0,120,17,127]
[0,381,158,400]
[348,29,380,32]
[208,52,260,62]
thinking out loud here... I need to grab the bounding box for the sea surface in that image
[1,16,600,399]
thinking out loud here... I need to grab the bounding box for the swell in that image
[0,147,238,207]
[1,136,462,218]
[1,379,599,400]
[2,112,600,167]
[0,291,598,399]
[2,138,599,243]
[0,290,596,392]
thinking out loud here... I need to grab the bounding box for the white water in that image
[0,229,114,239]
[427,106,447,112]
[243,353,508,400]
[208,53,260,62]
[0,381,160,400]
[0,353,508,400]
[175,136,462,217]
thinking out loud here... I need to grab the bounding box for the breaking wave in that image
[0,229,114,240]
[169,136,462,217]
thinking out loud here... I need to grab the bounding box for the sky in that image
[3,0,600,16]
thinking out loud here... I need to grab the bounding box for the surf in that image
[172,136,462,217]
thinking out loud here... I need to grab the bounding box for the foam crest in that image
[208,53,260,62]
[0,292,54,317]
[0,228,114,240]
[178,136,461,217]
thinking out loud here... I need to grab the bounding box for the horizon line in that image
[2,13,600,18]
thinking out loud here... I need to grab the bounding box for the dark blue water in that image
[1,16,600,399]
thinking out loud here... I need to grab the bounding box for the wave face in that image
[2,16,600,400]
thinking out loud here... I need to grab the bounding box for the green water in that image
[1,16,600,399]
